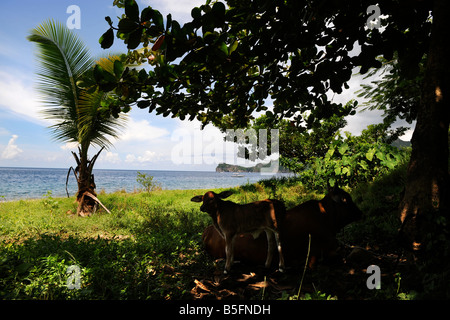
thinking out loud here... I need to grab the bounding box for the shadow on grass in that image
[0,231,211,300]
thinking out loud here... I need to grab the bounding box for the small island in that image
[215,161,290,173]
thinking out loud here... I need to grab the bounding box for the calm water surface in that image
[0,167,292,201]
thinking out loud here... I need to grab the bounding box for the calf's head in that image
[191,190,234,215]
[327,185,363,229]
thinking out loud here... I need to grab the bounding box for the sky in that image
[0,0,414,171]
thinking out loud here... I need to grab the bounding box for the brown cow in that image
[201,185,363,269]
[191,190,286,274]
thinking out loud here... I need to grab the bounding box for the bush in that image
[300,131,410,191]
[136,171,162,193]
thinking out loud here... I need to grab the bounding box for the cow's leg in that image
[265,230,275,268]
[224,234,236,274]
[274,231,285,272]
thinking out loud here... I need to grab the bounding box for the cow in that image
[201,224,269,265]
[201,185,363,269]
[191,190,286,274]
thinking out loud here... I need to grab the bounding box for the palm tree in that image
[28,20,128,216]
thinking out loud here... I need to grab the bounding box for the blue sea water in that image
[0,167,292,201]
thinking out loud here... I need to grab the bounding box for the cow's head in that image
[191,190,233,215]
[327,185,363,229]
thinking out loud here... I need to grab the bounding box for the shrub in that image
[136,171,162,193]
[301,131,410,191]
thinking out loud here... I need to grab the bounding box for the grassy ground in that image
[0,173,420,300]
[0,181,322,300]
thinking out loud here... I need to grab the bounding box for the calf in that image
[202,225,270,265]
[191,190,286,274]
[201,186,363,268]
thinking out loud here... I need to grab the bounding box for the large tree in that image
[98,0,449,254]
[28,20,128,216]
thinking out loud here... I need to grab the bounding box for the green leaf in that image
[383,154,396,169]
[338,143,349,155]
[137,100,151,109]
[125,0,140,22]
[191,7,202,20]
[105,16,113,27]
[118,18,139,33]
[218,41,228,55]
[127,28,143,49]
[138,68,148,81]
[166,13,172,31]
[204,31,218,43]
[141,7,153,22]
[375,151,385,161]
[152,10,164,31]
[99,28,114,49]
[365,148,376,161]
[171,20,181,38]
[266,110,274,118]
[212,1,226,18]
[342,167,351,176]
[113,60,124,78]
[359,160,368,170]
[93,64,105,82]
[229,40,238,55]
[94,64,116,84]
[328,178,336,187]
[325,147,335,159]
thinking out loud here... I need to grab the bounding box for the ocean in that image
[0,167,293,201]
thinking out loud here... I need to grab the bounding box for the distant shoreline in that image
[215,161,291,173]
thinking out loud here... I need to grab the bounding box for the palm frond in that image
[78,89,128,149]
[28,19,94,144]
[77,55,128,149]
[28,21,127,150]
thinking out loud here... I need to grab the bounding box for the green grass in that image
[0,183,323,300]
[1,173,422,300]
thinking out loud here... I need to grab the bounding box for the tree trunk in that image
[72,146,104,217]
[398,0,450,253]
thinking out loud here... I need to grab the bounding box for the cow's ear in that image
[217,190,233,199]
[191,195,204,202]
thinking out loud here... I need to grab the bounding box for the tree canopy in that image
[98,0,431,131]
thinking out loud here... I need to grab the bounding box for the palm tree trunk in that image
[72,146,104,216]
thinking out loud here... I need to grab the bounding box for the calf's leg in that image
[274,231,285,272]
[224,234,236,274]
[265,230,275,268]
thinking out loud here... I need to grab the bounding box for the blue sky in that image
[0,0,413,171]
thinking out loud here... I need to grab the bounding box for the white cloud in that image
[170,118,274,167]
[0,70,46,125]
[60,142,79,150]
[1,135,23,159]
[101,151,121,164]
[125,150,160,163]
[138,0,206,22]
[120,118,170,143]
